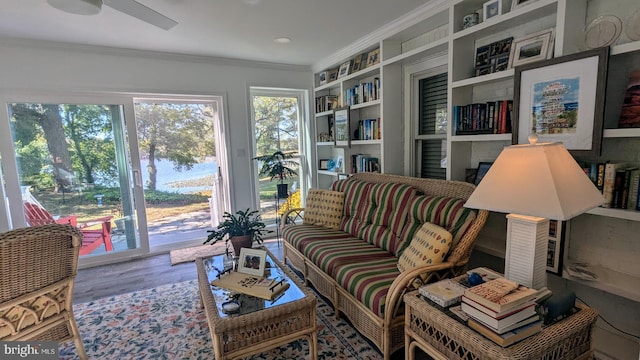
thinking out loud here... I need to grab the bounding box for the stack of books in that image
[461,278,543,347]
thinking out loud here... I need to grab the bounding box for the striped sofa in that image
[282,173,488,360]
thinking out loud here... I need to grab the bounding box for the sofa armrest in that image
[280,207,305,230]
[384,262,459,324]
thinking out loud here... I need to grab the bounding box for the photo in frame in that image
[366,48,380,67]
[508,28,555,68]
[328,68,339,83]
[512,47,609,157]
[338,60,351,79]
[319,71,328,85]
[337,173,350,180]
[475,37,513,76]
[483,0,502,20]
[546,220,566,274]
[474,162,494,185]
[333,106,351,147]
[238,248,267,277]
[319,159,330,170]
[511,0,539,10]
[351,53,365,73]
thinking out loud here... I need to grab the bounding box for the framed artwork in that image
[238,248,267,277]
[508,28,555,68]
[474,162,493,185]
[338,60,351,79]
[328,68,339,83]
[475,37,512,76]
[351,53,365,73]
[319,159,330,170]
[511,0,539,10]
[335,156,343,172]
[337,173,350,180]
[366,48,380,67]
[513,48,609,157]
[483,0,502,20]
[546,220,566,274]
[333,106,351,147]
[319,71,328,85]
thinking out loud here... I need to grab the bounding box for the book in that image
[627,169,640,210]
[602,162,623,208]
[464,278,538,313]
[461,301,538,332]
[419,279,467,307]
[462,294,537,319]
[468,317,542,347]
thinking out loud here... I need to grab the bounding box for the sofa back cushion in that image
[397,222,452,286]
[303,189,344,230]
[332,178,418,255]
[398,195,477,256]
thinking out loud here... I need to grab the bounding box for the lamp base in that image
[504,214,549,289]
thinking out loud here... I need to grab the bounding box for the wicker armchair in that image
[0,224,87,359]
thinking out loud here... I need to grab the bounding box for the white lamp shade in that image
[464,142,605,220]
[47,0,102,15]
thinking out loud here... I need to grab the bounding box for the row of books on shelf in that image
[315,95,339,114]
[452,100,513,136]
[419,268,548,347]
[350,154,379,174]
[581,162,640,210]
[355,118,380,140]
[343,78,380,107]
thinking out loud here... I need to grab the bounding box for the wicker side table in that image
[404,291,597,360]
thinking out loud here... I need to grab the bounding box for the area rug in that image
[59,279,382,359]
[169,244,225,265]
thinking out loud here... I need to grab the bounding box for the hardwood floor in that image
[73,239,285,303]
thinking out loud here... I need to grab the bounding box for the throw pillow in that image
[303,189,344,230]
[397,222,453,286]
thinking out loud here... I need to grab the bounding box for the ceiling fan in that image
[46,0,178,30]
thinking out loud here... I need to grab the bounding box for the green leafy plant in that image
[253,151,298,184]
[203,208,270,245]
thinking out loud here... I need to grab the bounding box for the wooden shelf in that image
[563,263,640,302]
[315,110,333,118]
[603,128,640,138]
[451,69,514,88]
[351,139,382,145]
[383,38,449,66]
[350,99,381,110]
[611,41,640,56]
[316,170,338,177]
[450,134,511,142]
[316,142,334,147]
[586,207,640,222]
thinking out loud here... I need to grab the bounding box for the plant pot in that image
[230,235,253,256]
[277,183,289,199]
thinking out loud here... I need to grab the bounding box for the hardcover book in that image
[461,301,538,332]
[464,278,538,313]
[468,317,542,347]
[419,279,467,307]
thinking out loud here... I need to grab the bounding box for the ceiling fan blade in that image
[103,0,178,30]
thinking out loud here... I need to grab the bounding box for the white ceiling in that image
[0,0,429,67]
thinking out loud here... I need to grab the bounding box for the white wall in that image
[0,39,312,214]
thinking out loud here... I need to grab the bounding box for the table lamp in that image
[464,136,605,289]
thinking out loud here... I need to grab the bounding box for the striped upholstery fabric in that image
[334,257,400,317]
[332,177,418,255]
[398,195,477,256]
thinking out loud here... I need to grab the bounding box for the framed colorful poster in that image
[333,106,351,147]
[513,48,609,157]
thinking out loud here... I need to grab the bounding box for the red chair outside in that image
[23,202,113,256]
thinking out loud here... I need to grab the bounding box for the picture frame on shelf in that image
[338,60,351,79]
[475,37,512,76]
[546,220,566,275]
[319,71,328,86]
[513,48,609,157]
[474,162,494,185]
[333,106,351,147]
[351,54,365,73]
[483,0,502,21]
[366,48,380,67]
[508,28,555,68]
[328,68,339,83]
[511,0,538,11]
[319,159,330,170]
[337,173,350,180]
[238,248,267,277]
[335,156,343,173]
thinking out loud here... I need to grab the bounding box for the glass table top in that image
[201,251,306,318]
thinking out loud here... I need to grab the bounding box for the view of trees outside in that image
[252,96,301,222]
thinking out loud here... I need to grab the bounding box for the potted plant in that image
[253,150,298,198]
[203,208,270,256]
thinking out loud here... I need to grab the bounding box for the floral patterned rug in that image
[60,279,383,359]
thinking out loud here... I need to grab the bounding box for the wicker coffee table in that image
[404,290,597,360]
[195,248,317,360]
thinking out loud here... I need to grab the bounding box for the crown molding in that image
[0,37,311,73]
[311,0,450,73]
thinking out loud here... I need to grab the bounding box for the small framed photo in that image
[238,248,267,277]
[319,71,328,86]
[351,53,365,73]
[333,106,351,147]
[319,159,330,170]
[508,28,555,68]
[546,220,566,274]
[328,68,339,83]
[337,173,350,180]
[335,156,343,173]
[511,0,539,10]
[366,48,380,67]
[474,162,494,185]
[338,60,351,79]
[483,0,502,20]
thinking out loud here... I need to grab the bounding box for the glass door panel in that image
[8,102,139,257]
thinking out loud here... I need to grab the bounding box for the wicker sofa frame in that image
[282,173,489,360]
